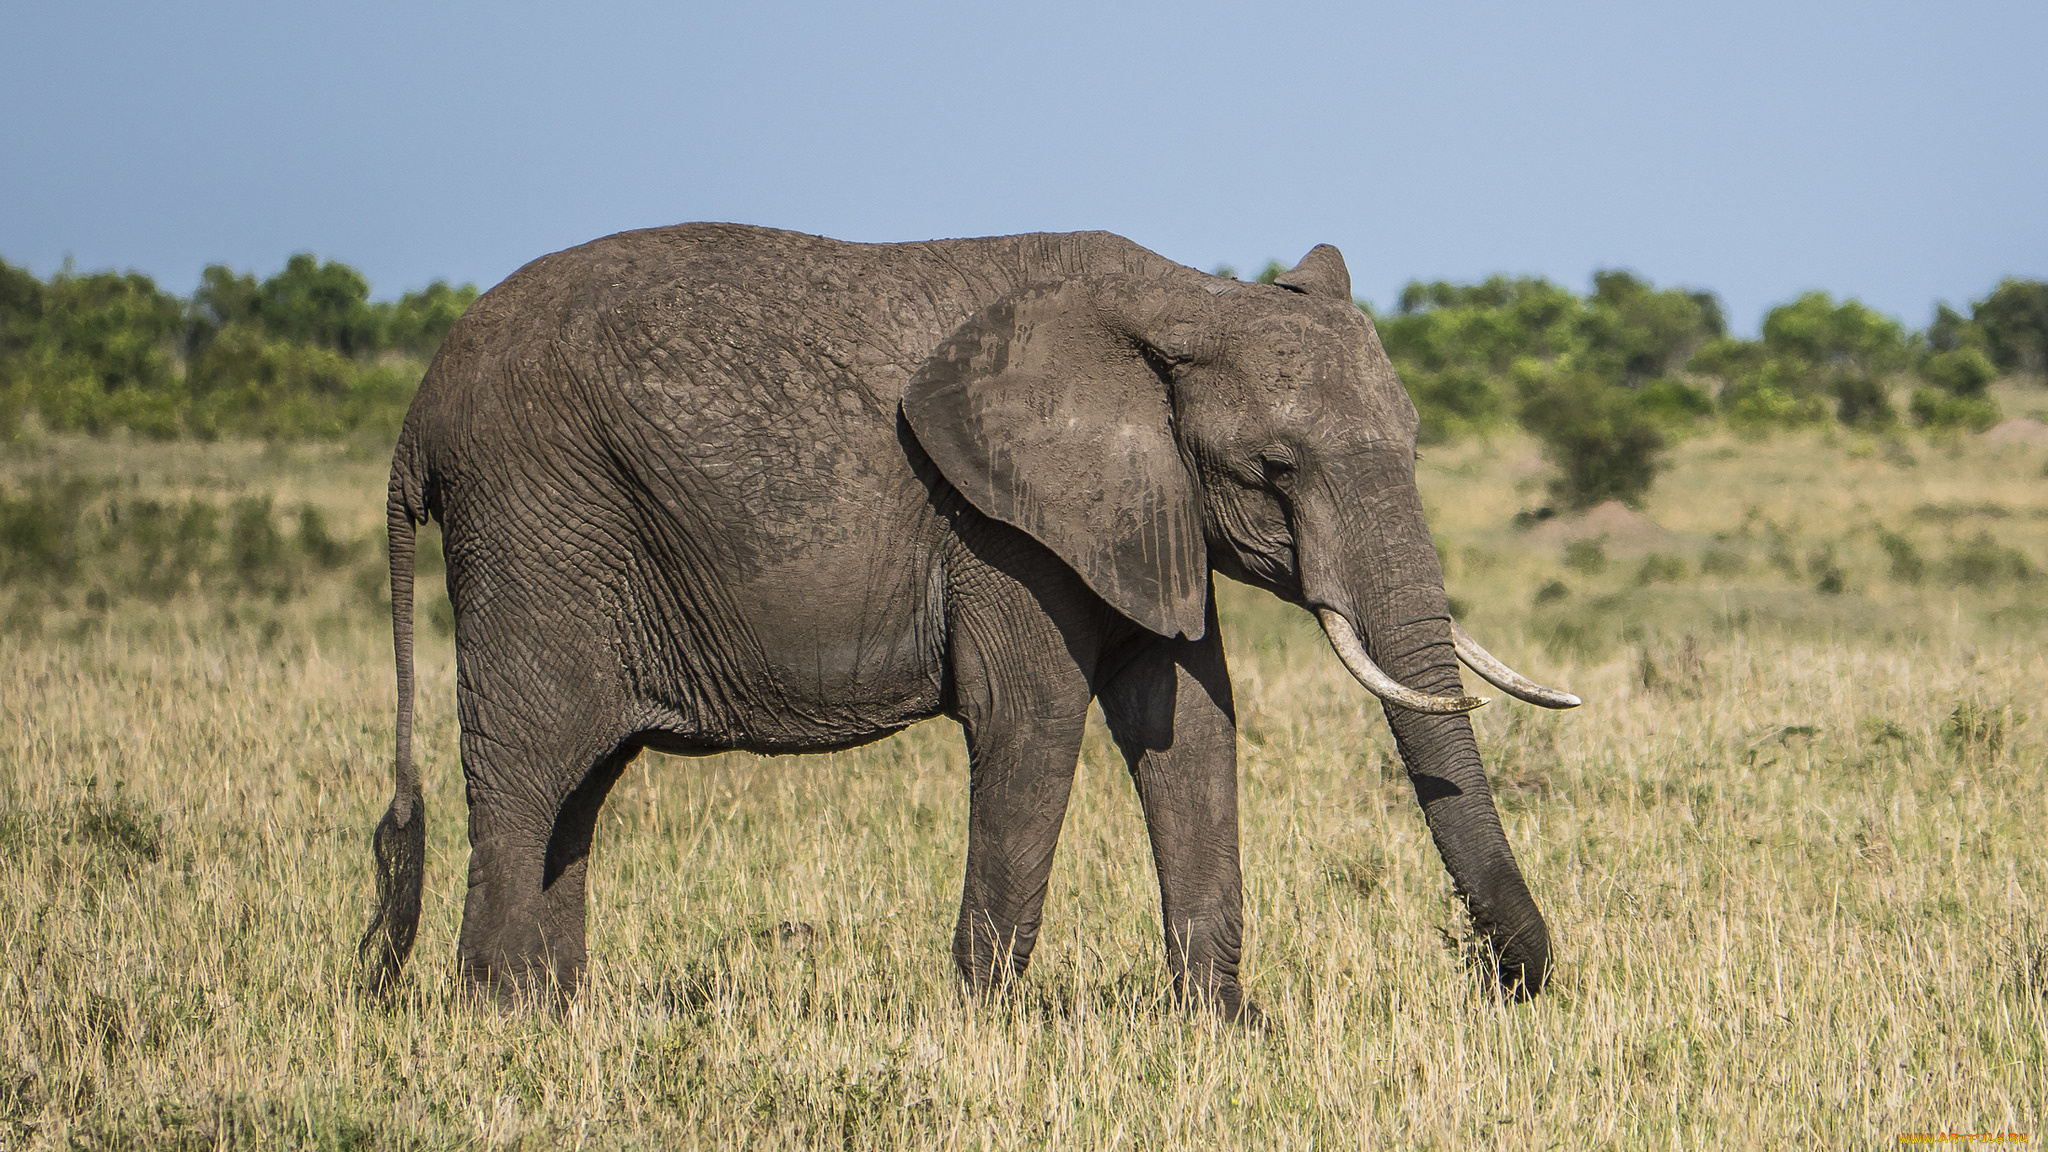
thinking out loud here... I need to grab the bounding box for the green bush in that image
[1918,347,1997,397]
[1808,545,1845,594]
[1636,554,1687,585]
[1916,298,1997,403]
[1564,539,1608,574]
[1693,292,1917,434]
[294,506,355,569]
[1699,544,1748,577]
[183,328,418,439]
[0,265,189,438]
[1926,303,1980,355]
[0,475,366,608]
[1721,382,1831,434]
[1636,378,1715,425]
[1828,374,1895,428]
[383,280,480,357]
[1381,278,1583,442]
[1686,336,1766,385]
[1579,270,1724,386]
[1974,278,2048,374]
[1380,270,1720,471]
[1907,388,2000,432]
[1759,292,1910,376]
[1943,532,2035,587]
[1518,369,1667,510]
[1877,530,1925,585]
[0,474,100,584]
[1403,367,1507,443]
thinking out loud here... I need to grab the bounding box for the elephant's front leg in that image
[947,589,1099,995]
[1097,593,1252,1021]
[952,708,1091,992]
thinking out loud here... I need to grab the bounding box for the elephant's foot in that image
[457,949,584,1013]
[457,834,596,1012]
[951,911,1041,1000]
[455,909,589,1012]
[1173,967,1267,1030]
[1202,982,1266,1030]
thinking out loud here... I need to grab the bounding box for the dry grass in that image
[2,421,2045,1148]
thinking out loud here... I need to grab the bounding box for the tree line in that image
[0,255,476,440]
[3,252,2046,507]
[1378,268,2047,441]
[1225,259,2048,509]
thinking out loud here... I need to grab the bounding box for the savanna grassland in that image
[2,404,2045,1149]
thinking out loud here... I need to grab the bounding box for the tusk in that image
[1450,620,1583,709]
[1316,609,1489,715]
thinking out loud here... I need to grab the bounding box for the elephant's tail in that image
[358,436,430,998]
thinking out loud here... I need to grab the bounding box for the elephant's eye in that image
[1259,454,1295,484]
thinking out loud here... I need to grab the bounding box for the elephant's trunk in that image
[1319,608,1489,714]
[1305,469,1551,997]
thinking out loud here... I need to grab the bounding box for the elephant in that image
[356,223,1581,1018]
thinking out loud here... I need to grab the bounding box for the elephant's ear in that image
[1273,244,1352,302]
[904,280,1208,640]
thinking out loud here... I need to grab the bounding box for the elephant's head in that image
[904,245,1576,997]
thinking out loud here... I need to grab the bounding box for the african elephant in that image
[357,224,1579,1017]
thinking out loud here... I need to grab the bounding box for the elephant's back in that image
[404,223,1174,522]
[417,223,1179,414]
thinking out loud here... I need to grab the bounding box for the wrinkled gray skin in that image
[359,224,1553,1017]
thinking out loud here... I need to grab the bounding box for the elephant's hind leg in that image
[458,735,638,1009]
[459,736,638,1009]
[536,742,639,995]
[451,609,638,1010]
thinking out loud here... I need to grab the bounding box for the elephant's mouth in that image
[1315,609,1581,715]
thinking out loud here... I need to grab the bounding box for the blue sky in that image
[4,1,2043,332]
